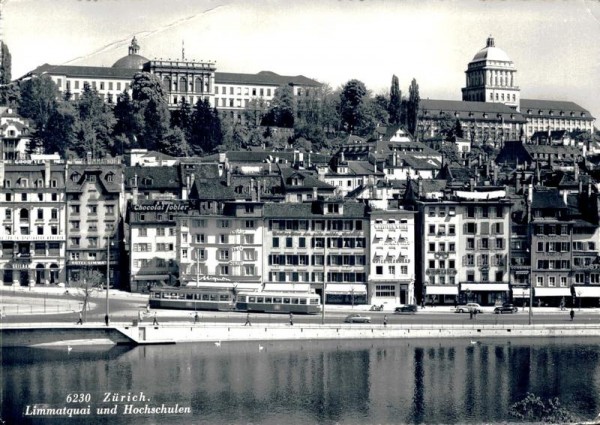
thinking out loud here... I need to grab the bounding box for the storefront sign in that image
[132,201,190,213]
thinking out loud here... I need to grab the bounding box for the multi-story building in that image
[368,209,416,305]
[65,160,123,287]
[263,199,369,304]
[24,37,320,113]
[179,200,264,292]
[406,180,512,306]
[0,160,67,286]
[0,107,33,160]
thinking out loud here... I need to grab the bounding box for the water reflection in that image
[2,338,600,424]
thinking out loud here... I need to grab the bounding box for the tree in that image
[0,42,12,85]
[112,91,138,155]
[407,78,420,137]
[171,98,193,140]
[41,101,78,157]
[268,84,296,128]
[157,126,192,157]
[130,72,170,150]
[71,83,115,158]
[388,75,402,125]
[453,118,464,139]
[0,82,20,108]
[70,268,105,322]
[340,79,368,135]
[17,75,60,131]
[189,98,222,154]
[243,98,269,128]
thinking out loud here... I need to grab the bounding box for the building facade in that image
[0,161,67,286]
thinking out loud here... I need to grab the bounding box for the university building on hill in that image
[419,36,595,143]
[23,37,321,122]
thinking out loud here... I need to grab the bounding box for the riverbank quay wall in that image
[3,322,600,347]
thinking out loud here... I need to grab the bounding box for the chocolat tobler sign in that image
[131,201,191,213]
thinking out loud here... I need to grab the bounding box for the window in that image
[376,266,383,275]
[105,205,115,215]
[138,228,147,237]
[388,266,395,275]
[219,234,228,244]
[219,265,229,275]
[273,237,279,248]
[286,238,293,248]
[87,205,97,215]
[218,249,229,260]
[218,220,230,228]
[88,237,97,248]
[51,209,58,220]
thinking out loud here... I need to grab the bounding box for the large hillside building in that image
[421,36,595,142]
[23,37,321,120]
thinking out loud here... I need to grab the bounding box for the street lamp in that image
[105,235,112,326]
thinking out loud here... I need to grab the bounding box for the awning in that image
[426,285,459,295]
[263,283,311,293]
[325,284,367,295]
[461,283,509,292]
[534,287,570,297]
[575,286,600,298]
[133,274,170,281]
[512,288,531,298]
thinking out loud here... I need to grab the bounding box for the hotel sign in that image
[132,201,190,213]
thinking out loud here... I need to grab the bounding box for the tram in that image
[149,287,322,314]
[235,291,322,314]
[148,286,235,311]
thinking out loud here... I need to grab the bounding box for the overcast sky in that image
[4,0,600,123]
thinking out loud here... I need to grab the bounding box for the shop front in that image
[460,283,510,306]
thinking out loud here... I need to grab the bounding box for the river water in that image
[2,337,600,425]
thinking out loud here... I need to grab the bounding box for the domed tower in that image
[112,36,149,69]
[461,36,520,110]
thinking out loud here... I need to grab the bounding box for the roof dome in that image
[471,36,512,63]
[112,37,148,69]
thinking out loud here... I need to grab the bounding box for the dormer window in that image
[105,172,114,182]
[71,172,80,182]
[86,174,96,182]
[142,177,153,185]
[581,112,586,117]
[549,110,553,116]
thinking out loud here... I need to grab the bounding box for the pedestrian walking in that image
[77,311,83,325]
[244,313,251,326]
[152,312,159,326]
[104,314,109,326]
[146,304,150,314]
[570,309,575,321]
[421,299,425,309]
[138,310,143,323]
[289,312,294,326]
[383,315,388,326]
[469,309,473,320]
[194,312,199,324]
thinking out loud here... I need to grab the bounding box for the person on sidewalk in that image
[152,312,159,326]
[383,315,388,326]
[289,312,294,326]
[138,310,143,323]
[194,312,199,324]
[469,309,473,320]
[570,309,575,321]
[244,313,251,326]
[77,311,83,325]
[104,314,109,326]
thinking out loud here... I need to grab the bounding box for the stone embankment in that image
[2,322,600,347]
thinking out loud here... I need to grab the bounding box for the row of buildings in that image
[2,138,600,308]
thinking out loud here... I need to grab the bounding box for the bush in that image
[509,392,576,423]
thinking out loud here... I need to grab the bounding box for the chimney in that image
[493,164,498,185]
[528,184,533,203]
[574,162,579,182]
[417,179,423,198]
[313,186,317,200]
[257,180,261,202]
[250,179,256,201]
[392,152,397,167]
[132,173,139,205]
[226,167,231,187]
[268,162,272,174]
[44,161,51,188]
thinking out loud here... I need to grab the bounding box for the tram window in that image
[202,294,209,300]
[310,299,319,305]
[220,294,229,301]
[292,298,299,304]
[179,294,186,299]
[283,298,290,304]
[210,294,217,301]
[265,297,272,303]
[273,297,282,303]
[299,299,307,304]
[257,297,264,303]
[249,297,256,302]
[186,294,193,300]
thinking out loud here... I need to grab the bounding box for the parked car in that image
[454,303,482,314]
[494,303,518,314]
[344,313,371,323]
[395,305,418,314]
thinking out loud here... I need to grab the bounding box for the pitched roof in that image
[420,99,527,123]
[24,63,137,80]
[215,71,320,87]
[521,99,594,120]
[263,201,367,218]
[189,178,237,200]
[124,166,181,190]
[531,188,566,209]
